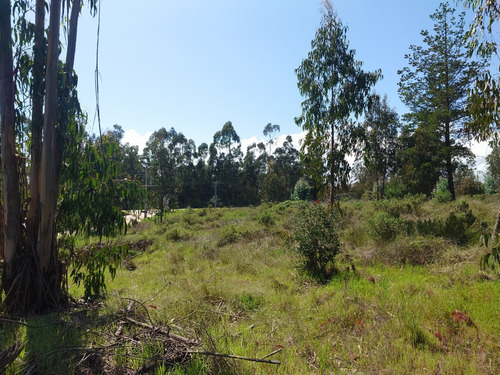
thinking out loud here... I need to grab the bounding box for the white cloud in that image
[122,129,153,154]
[240,131,306,154]
[470,139,491,175]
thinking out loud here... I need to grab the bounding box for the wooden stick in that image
[124,316,199,345]
[261,348,282,360]
[190,350,280,365]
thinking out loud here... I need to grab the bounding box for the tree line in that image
[115,3,496,208]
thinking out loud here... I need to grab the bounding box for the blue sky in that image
[73,0,482,155]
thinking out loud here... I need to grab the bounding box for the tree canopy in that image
[295,0,381,204]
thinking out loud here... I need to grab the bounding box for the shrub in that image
[433,177,452,203]
[165,227,185,241]
[373,194,427,218]
[376,236,448,266]
[384,179,407,199]
[291,178,311,201]
[483,175,497,195]
[71,243,129,298]
[217,225,239,247]
[258,211,275,227]
[414,202,476,244]
[455,176,484,196]
[367,211,401,242]
[293,203,340,281]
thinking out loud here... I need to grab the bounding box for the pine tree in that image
[398,2,486,200]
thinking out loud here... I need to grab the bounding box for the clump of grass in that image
[216,225,240,247]
[165,227,190,241]
[372,235,448,266]
[232,292,264,312]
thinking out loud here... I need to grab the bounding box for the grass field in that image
[1,197,499,374]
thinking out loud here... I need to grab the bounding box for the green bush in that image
[384,179,407,199]
[291,178,311,201]
[367,211,401,242]
[373,194,427,218]
[217,225,239,247]
[293,203,340,281]
[71,243,129,298]
[258,211,275,227]
[413,202,476,244]
[483,175,497,195]
[456,176,484,196]
[433,177,452,203]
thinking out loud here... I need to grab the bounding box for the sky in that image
[71,0,490,166]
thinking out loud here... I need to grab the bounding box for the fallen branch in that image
[190,350,280,365]
[124,316,200,345]
[261,348,282,360]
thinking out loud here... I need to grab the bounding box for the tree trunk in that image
[37,0,62,290]
[0,0,21,271]
[28,0,46,234]
[329,128,335,207]
[381,164,387,200]
[53,0,80,195]
[444,122,455,200]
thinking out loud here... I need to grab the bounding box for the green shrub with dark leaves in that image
[293,203,340,281]
[367,211,402,242]
[291,178,311,201]
[259,211,275,227]
[414,201,476,244]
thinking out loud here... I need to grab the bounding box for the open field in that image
[1,197,499,374]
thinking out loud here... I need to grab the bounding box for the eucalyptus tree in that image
[295,0,380,205]
[1,0,141,312]
[143,127,195,212]
[263,123,280,154]
[398,2,486,200]
[362,94,400,200]
[2,0,84,311]
[209,122,243,206]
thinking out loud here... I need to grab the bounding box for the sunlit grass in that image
[2,197,499,373]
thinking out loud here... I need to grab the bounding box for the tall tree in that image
[1,0,21,265]
[362,94,400,200]
[263,123,280,154]
[209,122,243,206]
[295,0,380,205]
[395,122,444,196]
[0,0,133,313]
[398,2,486,200]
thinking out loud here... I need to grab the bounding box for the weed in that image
[233,292,264,311]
